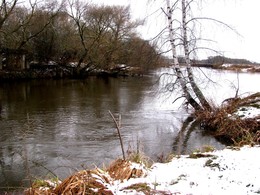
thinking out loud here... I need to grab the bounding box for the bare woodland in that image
[0,0,164,76]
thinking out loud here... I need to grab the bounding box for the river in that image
[0,68,259,190]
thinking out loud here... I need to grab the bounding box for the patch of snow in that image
[236,106,260,119]
[222,63,233,68]
[241,68,249,72]
[110,145,260,194]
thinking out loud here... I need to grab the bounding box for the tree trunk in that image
[166,0,201,110]
[181,0,211,110]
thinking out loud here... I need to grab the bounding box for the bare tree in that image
[180,0,211,110]
[0,0,66,54]
[85,5,143,70]
[67,0,92,71]
[18,0,66,50]
[163,0,260,145]
[162,0,235,111]
[104,5,142,69]
[0,0,18,30]
[66,1,144,74]
[165,0,202,110]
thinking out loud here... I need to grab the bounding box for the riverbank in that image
[1,63,260,81]
[24,145,260,195]
[0,65,143,81]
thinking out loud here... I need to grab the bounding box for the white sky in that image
[93,0,260,62]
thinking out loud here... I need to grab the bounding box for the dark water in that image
[0,69,237,190]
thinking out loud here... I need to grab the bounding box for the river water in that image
[0,68,259,190]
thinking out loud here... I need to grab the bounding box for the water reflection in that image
[1,68,259,190]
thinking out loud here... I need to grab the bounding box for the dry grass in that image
[196,93,260,146]
[54,169,113,195]
[107,159,147,181]
[25,169,113,195]
[121,183,151,194]
[24,158,148,195]
[126,150,153,168]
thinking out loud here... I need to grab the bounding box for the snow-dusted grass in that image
[112,145,260,194]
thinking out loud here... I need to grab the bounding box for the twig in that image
[108,110,126,160]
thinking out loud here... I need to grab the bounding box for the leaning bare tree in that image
[164,0,238,111]
[163,0,260,145]
[165,0,206,111]
[165,0,211,110]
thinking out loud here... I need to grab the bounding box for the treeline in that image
[165,55,258,68]
[0,0,166,76]
[196,56,258,66]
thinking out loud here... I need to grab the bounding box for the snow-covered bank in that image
[112,145,260,195]
[25,145,260,195]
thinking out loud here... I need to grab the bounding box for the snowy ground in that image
[111,145,260,195]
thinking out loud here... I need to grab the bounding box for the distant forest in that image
[167,56,259,68]
[197,56,259,66]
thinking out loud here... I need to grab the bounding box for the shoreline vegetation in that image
[1,55,260,81]
[0,63,259,81]
[0,64,145,81]
[23,145,260,195]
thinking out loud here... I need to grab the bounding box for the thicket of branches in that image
[0,0,166,72]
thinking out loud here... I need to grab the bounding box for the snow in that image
[222,63,233,68]
[236,106,260,119]
[232,94,260,120]
[110,145,260,194]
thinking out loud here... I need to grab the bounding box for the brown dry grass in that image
[25,159,147,195]
[25,169,113,195]
[107,159,146,181]
[196,93,260,146]
[54,169,113,195]
[25,188,55,195]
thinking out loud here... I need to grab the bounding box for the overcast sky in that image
[91,0,260,63]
